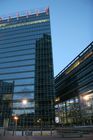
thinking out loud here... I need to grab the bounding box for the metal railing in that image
[0,127,56,136]
[0,7,49,21]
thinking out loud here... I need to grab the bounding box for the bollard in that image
[50,128,52,136]
[22,130,24,136]
[3,129,6,136]
[41,128,42,136]
[12,130,14,136]
[31,131,32,136]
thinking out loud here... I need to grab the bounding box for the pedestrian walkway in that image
[0,134,93,140]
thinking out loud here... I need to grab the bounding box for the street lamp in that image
[14,116,18,132]
[55,97,60,102]
[14,116,18,126]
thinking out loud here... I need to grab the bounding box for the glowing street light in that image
[14,116,18,130]
[55,97,60,102]
[14,116,18,121]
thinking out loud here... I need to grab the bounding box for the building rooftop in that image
[0,7,49,22]
[55,41,93,79]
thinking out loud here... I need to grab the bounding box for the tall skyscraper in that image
[0,8,55,128]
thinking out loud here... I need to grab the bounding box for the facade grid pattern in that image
[55,42,93,126]
[0,9,55,129]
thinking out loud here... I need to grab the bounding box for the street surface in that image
[0,134,93,140]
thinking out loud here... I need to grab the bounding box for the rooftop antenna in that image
[36,10,39,16]
[26,11,29,18]
[0,17,2,23]
[8,16,12,22]
[45,7,49,15]
[16,12,19,20]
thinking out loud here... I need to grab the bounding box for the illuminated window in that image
[66,60,80,74]
[0,19,49,29]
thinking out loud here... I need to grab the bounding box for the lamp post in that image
[14,116,18,128]
[14,116,18,135]
[22,99,28,129]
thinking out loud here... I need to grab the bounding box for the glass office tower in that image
[0,8,55,128]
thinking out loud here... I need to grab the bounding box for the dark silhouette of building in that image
[35,34,55,126]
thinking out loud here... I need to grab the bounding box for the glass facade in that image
[0,80,14,127]
[55,42,93,126]
[0,9,55,128]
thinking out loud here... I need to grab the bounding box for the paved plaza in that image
[0,134,93,140]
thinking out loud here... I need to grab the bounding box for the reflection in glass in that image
[0,59,35,68]
[13,93,34,100]
[14,85,34,92]
[13,109,35,115]
[13,92,34,100]
[0,72,35,80]
[13,101,35,108]
[0,65,35,73]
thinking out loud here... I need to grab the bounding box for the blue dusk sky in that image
[0,0,93,76]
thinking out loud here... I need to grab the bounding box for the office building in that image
[0,8,55,128]
[55,42,93,125]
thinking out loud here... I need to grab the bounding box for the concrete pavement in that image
[0,134,93,140]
